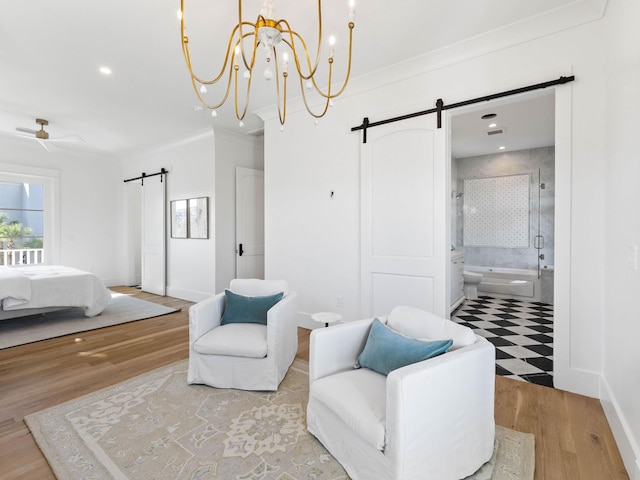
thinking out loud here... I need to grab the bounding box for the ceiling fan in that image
[0,118,85,152]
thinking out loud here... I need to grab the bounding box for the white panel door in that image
[235,167,265,279]
[361,115,448,318]
[141,175,166,295]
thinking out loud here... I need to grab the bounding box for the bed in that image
[0,265,111,320]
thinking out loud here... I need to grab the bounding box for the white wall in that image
[121,128,263,301]
[0,142,123,285]
[264,114,361,327]
[214,129,264,292]
[123,131,216,301]
[601,1,640,478]
[121,180,141,287]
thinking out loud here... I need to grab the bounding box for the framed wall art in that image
[188,197,209,239]
[170,199,188,238]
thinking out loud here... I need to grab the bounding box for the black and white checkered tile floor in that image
[452,296,554,387]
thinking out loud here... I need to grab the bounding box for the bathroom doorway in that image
[449,90,557,387]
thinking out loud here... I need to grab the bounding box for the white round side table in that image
[311,311,343,327]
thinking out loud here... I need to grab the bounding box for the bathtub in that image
[464,266,541,302]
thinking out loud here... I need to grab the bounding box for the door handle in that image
[238,243,244,256]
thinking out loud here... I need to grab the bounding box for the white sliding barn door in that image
[235,167,265,279]
[141,175,166,295]
[360,115,448,318]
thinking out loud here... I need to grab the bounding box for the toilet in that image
[463,270,483,300]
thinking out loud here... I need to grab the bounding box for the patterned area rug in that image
[0,292,179,349]
[25,359,535,480]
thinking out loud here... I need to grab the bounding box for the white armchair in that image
[307,306,496,480]
[187,279,299,391]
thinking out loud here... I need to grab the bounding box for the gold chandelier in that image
[180,0,355,127]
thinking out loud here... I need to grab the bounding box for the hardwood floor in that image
[0,287,628,479]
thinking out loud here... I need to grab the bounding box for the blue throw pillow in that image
[221,289,284,325]
[357,318,453,375]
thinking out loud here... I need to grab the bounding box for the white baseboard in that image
[104,276,130,288]
[600,376,640,480]
[554,364,601,398]
[166,286,212,303]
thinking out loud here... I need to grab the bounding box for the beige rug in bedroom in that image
[25,358,535,480]
[0,291,179,349]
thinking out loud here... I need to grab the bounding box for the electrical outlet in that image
[336,296,343,308]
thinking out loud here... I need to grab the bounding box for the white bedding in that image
[0,265,111,317]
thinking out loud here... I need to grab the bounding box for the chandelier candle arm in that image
[234,46,254,122]
[297,55,333,119]
[179,0,356,125]
[308,21,354,100]
[275,51,288,125]
[181,6,242,86]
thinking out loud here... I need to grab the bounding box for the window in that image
[0,182,44,264]
[0,166,59,265]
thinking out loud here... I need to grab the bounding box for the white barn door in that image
[141,175,166,295]
[360,114,448,318]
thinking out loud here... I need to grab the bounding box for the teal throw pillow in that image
[221,289,284,325]
[357,318,453,375]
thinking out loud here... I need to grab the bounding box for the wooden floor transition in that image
[0,287,628,479]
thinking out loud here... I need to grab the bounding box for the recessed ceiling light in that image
[489,123,497,128]
[481,113,497,119]
[99,66,112,75]
[498,146,506,150]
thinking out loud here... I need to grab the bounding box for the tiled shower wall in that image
[464,173,530,248]
[454,146,555,270]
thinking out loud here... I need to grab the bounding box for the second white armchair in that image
[307,305,496,480]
